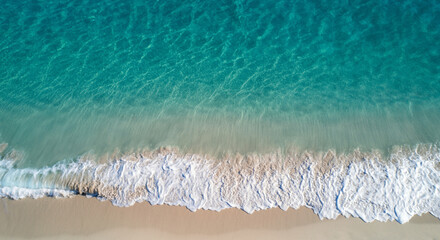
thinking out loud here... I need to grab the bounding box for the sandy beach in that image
[0,197,438,240]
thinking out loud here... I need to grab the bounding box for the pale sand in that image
[0,197,439,240]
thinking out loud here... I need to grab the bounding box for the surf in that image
[1,144,439,223]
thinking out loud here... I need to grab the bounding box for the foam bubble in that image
[1,145,440,223]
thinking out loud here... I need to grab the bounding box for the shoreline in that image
[0,197,439,239]
[2,145,440,223]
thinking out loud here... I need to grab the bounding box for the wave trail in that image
[1,145,440,223]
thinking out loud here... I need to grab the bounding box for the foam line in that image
[1,145,440,223]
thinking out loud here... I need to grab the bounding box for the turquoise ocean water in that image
[1,0,440,223]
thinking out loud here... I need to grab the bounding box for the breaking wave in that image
[1,144,440,223]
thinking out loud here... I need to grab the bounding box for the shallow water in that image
[0,0,440,223]
[1,0,440,165]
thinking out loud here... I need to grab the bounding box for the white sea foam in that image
[0,145,440,223]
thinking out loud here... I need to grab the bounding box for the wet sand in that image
[0,197,439,240]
